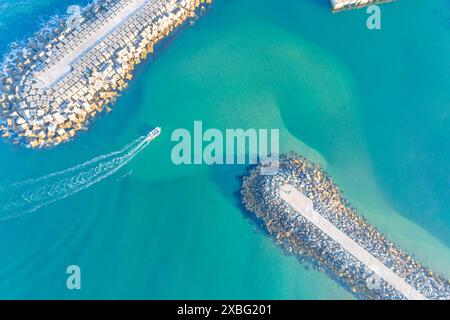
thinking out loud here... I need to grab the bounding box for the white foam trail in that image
[9,137,140,188]
[0,136,150,221]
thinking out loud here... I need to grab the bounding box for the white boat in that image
[146,127,161,141]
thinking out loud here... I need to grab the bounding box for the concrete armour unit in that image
[0,0,213,148]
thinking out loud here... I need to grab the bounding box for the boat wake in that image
[0,135,150,221]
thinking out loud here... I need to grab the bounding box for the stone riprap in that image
[241,152,450,300]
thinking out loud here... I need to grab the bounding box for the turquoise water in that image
[0,0,449,299]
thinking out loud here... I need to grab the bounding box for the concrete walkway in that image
[34,0,150,88]
[329,0,393,12]
[279,184,427,300]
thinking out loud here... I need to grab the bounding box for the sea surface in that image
[0,0,448,299]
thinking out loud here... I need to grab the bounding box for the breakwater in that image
[0,0,212,148]
[241,152,450,300]
[330,0,394,12]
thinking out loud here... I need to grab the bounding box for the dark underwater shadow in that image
[207,163,271,237]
